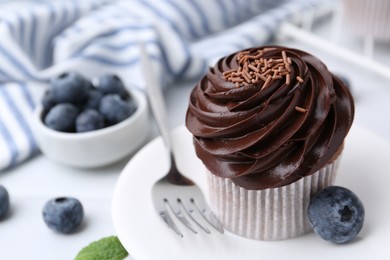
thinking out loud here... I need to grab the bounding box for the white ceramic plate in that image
[112,125,390,260]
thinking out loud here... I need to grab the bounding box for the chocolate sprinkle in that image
[224,48,293,89]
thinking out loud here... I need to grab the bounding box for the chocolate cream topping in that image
[185,46,354,190]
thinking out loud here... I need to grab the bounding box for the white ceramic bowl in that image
[32,88,150,168]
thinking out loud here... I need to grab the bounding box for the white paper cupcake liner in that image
[208,156,341,240]
[343,0,390,40]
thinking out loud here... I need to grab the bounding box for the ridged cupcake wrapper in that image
[208,156,341,241]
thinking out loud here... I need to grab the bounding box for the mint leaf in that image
[75,236,128,260]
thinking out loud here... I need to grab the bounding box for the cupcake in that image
[185,46,354,240]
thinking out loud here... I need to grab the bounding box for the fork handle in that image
[139,43,174,154]
[140,44,194,186]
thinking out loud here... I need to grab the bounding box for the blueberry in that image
[97,74,129,99]
[0,185,10,220]
[99,94,136,125]
[76,109,105,133]
[308,186,365,244]
[83,88,103,110]
[42,197,84,234]
[41,90,57,114]
[50,72,90,104]
[44,103,78,132]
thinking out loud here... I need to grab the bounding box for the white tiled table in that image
[1,22,390,260]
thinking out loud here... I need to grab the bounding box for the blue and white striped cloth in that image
[0,0,326,170]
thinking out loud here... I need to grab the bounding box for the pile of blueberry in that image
[42,72,137,133]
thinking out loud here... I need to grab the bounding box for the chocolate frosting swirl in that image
[185,46,354,190]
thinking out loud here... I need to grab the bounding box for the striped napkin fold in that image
[0,0,327,170]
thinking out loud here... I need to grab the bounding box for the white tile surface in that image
[1,13,390,260]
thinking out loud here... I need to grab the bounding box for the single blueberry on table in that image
[308,186,365,244]
[50,72,90,104]
[76,109,105,133]
[99,94,137,125]
[97,74,129,99]
[0,185,10,220]
[44,103,78,132]
[42,197,84,234]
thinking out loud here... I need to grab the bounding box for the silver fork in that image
[139,44,224,237]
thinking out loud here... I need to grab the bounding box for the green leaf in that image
[75,236,129,260]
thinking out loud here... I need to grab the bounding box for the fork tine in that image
[201,209,224,234]
[159,209,183,237]
[165,199,198,234]
[191,198,224,234]
[178,199,211,234]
